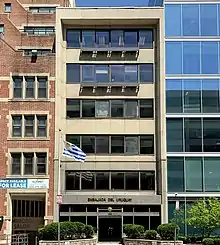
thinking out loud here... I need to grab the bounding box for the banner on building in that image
[0,178,49,189]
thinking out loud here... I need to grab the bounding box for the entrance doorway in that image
[98,217,122,242]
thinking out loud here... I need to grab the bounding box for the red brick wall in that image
[0,0,60,234]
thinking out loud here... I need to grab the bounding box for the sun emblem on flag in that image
[64,141,72,149]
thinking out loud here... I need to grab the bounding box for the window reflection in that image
[202,79,220,113]
[125,172,139,190]
[201,42,218,74]
[65,171,156,191]
[124,31,138,47]
[184,118,202,152]
[167,157,184,192]
[140,172,155,190]
[182,5,199,36]
[139,30,153,48]
[165,5,182,37]
[185,157,203,192]
[166,42,182,75]
[167,119,183,152]
[96,31,109,47]
[66,29,153,48]
[203,118,220,152]
[200,4,218,36]
[111,172,124,190]
[96,172,109,190]
[183,79,201,113]
[82,31,95,47]
[166,79,182,113]
[183,42,200,74]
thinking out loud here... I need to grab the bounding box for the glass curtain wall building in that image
[165,0,220,235]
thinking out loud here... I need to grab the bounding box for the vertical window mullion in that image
[21,153,24,176]
[138,136,140,154]
[109,136,111,154]
[34,153,36,175]
[22,76,25,99]
[80,100,82,118]
[124,136,126,154]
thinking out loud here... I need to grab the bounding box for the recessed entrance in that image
[98,217,122,242]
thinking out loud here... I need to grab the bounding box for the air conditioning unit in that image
[31,49,38,56]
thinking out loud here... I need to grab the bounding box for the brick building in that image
[0,0,71,242]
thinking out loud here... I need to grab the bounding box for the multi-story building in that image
[55,6,166,242]
[0,0,71,242]
[165,0,220,235]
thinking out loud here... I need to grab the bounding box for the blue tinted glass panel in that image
[111,30,124,47]
[200,4,218,36]
[82,31,95,47]
[111,65,124,82]
[165,5,181,37]
[124,65,138,82]
[139,64,154,82]
[66,30,80,48]
[166,42,182,75]
[166,79,182,113]
[95,65,109,82]
[218,5,220,36]
[183,42,200,74]
[82,65,95,82]
[139,30,153,48]
[96,31,109,47]
[201,42,218,74]
[124,31,138,47]
[183,79,201,113]
[182,5,199,36]
[66,64,80,83]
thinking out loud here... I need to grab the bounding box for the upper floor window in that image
[10,152,47,176]
[66,29,153,48]
[66,135,154,155]
[23,49,52,56]
[24,26,55,35]
[66,64,154,83]
[165,4,220,37]
[12,76,48,99]
[11,114,48,138]
[66,99,154,119]
[29,7,56,13]
[0,24,4,33]
[66,171,155,191]
[4,3,11,13]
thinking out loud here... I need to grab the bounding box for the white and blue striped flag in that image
[63,141,86,162]
[62,141,93,181]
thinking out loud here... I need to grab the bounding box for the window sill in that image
[6,175,49,178]
[7,137,50,141]
[9,98,50,102]
[66,117,154,120]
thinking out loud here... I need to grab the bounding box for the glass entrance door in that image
[98,217,122,242]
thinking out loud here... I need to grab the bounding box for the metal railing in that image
[0,233,29,245]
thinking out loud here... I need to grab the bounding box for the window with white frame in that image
[12,115,47,138]
[12,76,48,99]
[10,152,47,175]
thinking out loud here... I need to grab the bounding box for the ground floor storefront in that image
[59,203,162,241]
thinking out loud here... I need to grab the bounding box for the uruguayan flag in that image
[75,172,93,181]
[63,141,86,162]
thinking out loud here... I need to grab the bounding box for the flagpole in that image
[57,129,62,245]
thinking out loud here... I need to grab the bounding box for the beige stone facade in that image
[55,7,167,239]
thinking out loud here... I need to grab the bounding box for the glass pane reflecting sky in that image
[76,0,150,7]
